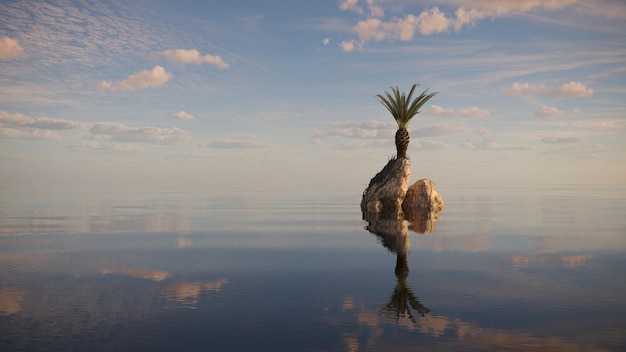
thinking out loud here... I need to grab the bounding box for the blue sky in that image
[1,0,625,189]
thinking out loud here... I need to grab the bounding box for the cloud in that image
[0,111,90,130]
[69,141,145,153]
[541,136,584,144]
[340,40,361,52]
[90,123,193,144]
[173,111,193,120]
[98,66,172,91]
[549,81,594,97]
[314,121,396,141]
[344,1,577,47]
[322,38,330,45]
[413,122,467,137]
[159,49,229,68]
[199,134,268,149]
[0,37,24,60]
[535,106,566,118]
[502,81,593,97]
[428,105,455,116]
[0,111,89,140]
[458,106,490,118]
[502,82,545,96]
[0,127,61,140]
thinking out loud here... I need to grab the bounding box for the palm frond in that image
[377,84,438,129]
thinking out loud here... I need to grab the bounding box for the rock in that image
[360,158,410,215]
[402,179,445,213]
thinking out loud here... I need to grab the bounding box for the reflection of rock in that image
[363,204,442,236]
[363,212,410,254]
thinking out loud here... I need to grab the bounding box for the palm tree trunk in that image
[395,128,409,158]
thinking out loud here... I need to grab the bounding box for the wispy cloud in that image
[90,123,193,144]
[541,136,584,144]
[0,37,24,60]
[159,49,229,68]
[313,121,396,142]
[199,134,268,149]
[69,141,145,153]
[413,122,467,137]
[0,111,89,140]
[535,106,566,118]
[0,127,61,140]
[98,66,172,91]
[428,105,455,116]
[458,106,490,118]
[502,81,594,97]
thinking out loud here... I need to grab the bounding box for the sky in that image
[1,0,625,190]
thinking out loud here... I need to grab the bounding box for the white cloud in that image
[428,105,455,116]
[173,111,194,120]
[339,0,360,13]
[322,38,330,45]
[28,117,90,130]
[502,82,545,96]
[340,40,360,52]
[458,106,490,118]
[0,37,24,60]
[535,106,565,118]
[69,141,145,153]
[90,123,193,144]
[1,111,90,130]
[549,81,594,97]
[0,111,34,125]
[159,49,229,68]
[0,111,89,140]
[345,1,578,47]
[503,81,593,97]
[98,66,172,91]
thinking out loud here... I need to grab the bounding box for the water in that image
[1,184,625,351]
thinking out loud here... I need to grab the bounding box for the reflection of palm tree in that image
[381,255,431,324]
[362,210,432,324]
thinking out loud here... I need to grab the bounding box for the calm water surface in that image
[1,184,625,351]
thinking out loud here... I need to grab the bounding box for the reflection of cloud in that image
[508,254,594,269]
[418,315,449,336]
[164,279,229,305]
[561,254,593,268]
[0,288,24,315]
[100,269,171,281]
[341,295,355,310]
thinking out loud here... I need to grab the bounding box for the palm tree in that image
[377,84,437,159]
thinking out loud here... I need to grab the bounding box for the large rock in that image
[361,158,410,214]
